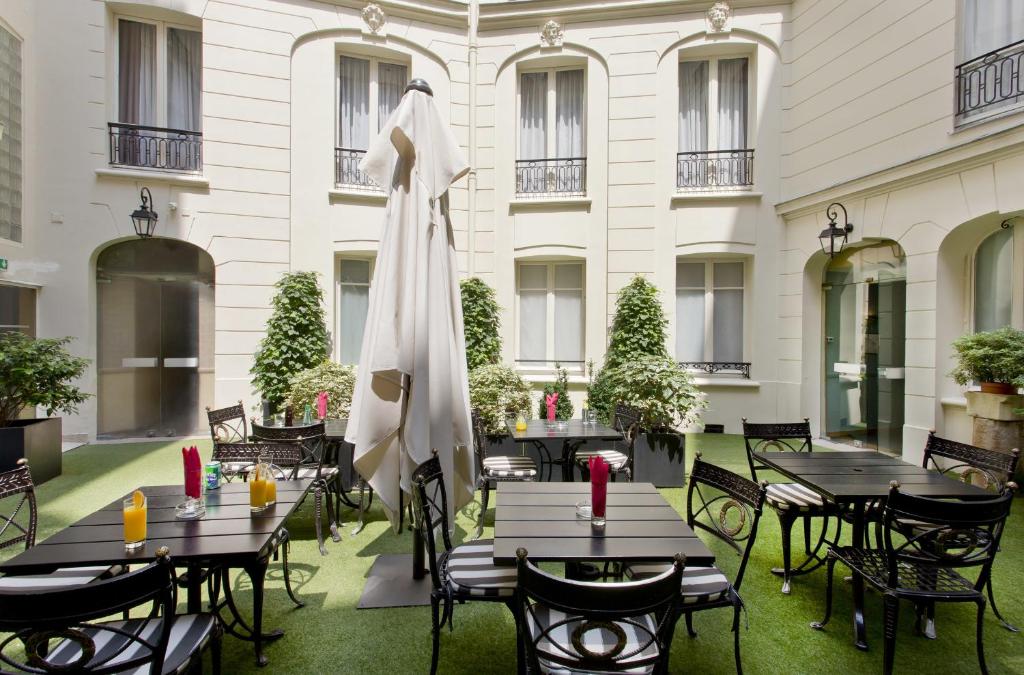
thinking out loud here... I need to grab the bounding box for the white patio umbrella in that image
[345,79,475,533]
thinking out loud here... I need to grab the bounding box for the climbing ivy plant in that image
[461,277,502,371]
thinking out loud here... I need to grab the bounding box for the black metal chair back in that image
[207,401,247,444]
[213,442,304,480]
[515,548,685,674]
[411,454,454,594]
[470,409,487,476]
[881,481,1017,591]
[251,421,331,477]
[0,548,177,674]
[922,431,1020,493]
[0,458,37,552]
[686,455,766,592]
[741,417,812,480]
[613,402,641,433]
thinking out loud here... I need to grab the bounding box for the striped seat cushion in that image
[623,565,732,605]
[574,449,628,470]
[444,539,517,598]
[766,483,825,511]
[0,565,121,591]
[295,466,340,481]
[45,614,216,675]
[526,604,660,674]
[483,455,538,478]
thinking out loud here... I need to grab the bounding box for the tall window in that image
[974,227,1014,332]
[676,260,744,363]
[0,25,21,242]
[677,56,751,188]
[337,258,373,364]
[516,68,585,195]
[956,1,1024,120]
[0,285,35,336]
[337,55,407,187]
[517,262,584,369]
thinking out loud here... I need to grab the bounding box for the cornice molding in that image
[477,0,790,30]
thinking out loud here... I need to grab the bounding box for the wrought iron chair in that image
[472,409,538,539]
[206,401,250,481]
[411,452,518,675]
[251,421,341,555]
[0,459,124,591]
[812,481,1017,675]
[623,455,767,674]
[515,548,686,675]
[742,418,842,593]
[571,402,642,481]
[0,546,221,674]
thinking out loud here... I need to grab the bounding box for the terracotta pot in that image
[979,381,1016,395]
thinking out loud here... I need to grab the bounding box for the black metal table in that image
[492,481,714,566]
[0,480,313,667]
[754,450,992,651]
[504,419,624,481]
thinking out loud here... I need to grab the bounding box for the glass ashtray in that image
[175,498,206,520]
[575,500,591,519]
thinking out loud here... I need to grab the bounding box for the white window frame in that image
[678,54,751,153]
[970,224,1024,332]
[0,22,21,244]
[112,14,201,130]
[515,261,586,373]
[516,66,587,160]
[676,259,747,363]
[336,53,409,151]
[335,256,375,365]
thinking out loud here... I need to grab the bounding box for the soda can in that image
[204,461,221,490]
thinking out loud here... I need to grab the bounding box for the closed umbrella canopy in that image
[345,84,474,531]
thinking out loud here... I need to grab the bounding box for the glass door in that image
[823,242,906,455]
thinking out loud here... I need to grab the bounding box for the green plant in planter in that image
[949,327,1024,391]
[251,271,330,412]
[536,365,574,420]
[461,277,502,370]
[284,360,357,419]
[598,355,706,431]
[0,332,90,426]
[469,364,533,434]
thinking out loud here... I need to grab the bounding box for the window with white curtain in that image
[0,25,21,242]
[676,260,745,363]
[677,56,751,188]
[517,262,584,370]
[337,258,374,365]
[517,67,586,195]
[337,55,407,187]
[974,227,1014,332]
[957,1,1024,120]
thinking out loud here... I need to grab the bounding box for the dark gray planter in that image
[0,417,63,484]
[632,431,686,487]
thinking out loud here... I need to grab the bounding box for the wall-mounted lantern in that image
[818,202,853,257]
[131,187,158,238]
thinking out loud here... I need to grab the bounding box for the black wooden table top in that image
[0,480,313,576]
[504,419,622,442]
[754,451,993,501]
[492,482,714,566]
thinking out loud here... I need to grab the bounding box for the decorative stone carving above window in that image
[706,1,731,34]
[362,3,386,36]
[540,20,564,48]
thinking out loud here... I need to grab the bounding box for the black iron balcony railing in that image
[335,148,379,190]
[676,149,754,189]
[956,38,1024,120]
[679,361,751,379]
[108,123,202,172]
[515,157,586,197]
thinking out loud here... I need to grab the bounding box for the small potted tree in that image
[0,332,89,483]
[468,363,533,458]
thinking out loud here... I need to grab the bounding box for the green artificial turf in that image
[3,435,1022,674]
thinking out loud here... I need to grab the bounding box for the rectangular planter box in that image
[0,417,63,484]
[632,432,687,487]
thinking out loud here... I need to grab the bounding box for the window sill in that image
[671,191,762,205]
[692,377,760,388]
[329,187,387,204]
[520,372,589,385]
[509,196,591,211]
[95,167,209,188]
[952,102,1024,133]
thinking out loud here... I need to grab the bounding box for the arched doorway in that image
[822,241,906,455]
[96,239,214,438]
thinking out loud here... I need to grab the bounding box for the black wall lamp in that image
[131,187,158,238]
[818,202,853,258]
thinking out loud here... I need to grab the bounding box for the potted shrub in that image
[0,332,89,483]
[536,365,574,421]
[461,277,502,370]
[284,360,358,419]
[468,363,533,458]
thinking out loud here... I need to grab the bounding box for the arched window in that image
[974,227,1014,332]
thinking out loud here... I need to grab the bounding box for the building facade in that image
[0,0,1021,463]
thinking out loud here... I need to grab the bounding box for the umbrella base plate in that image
[357,554,432,609]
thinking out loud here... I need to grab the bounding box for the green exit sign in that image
[0,257,7,271]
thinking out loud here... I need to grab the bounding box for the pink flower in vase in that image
[545,392,558,422]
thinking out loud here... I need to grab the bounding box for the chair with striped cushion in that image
[0,459,123,592]
[515,547,686,675]
[571,402,642,482]
[0,546,221,674]
[623,456,767,674]
[742,418,843,594]
[472,409,538,539]
[411,453,518,675]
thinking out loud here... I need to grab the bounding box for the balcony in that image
[515,157,587,198]
[108,123,202,173]
[676,149,754,190]
[679,361,751,379]
[956,39,1024,123]
[334,148,379,191]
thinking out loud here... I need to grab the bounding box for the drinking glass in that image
[123,494,147,551]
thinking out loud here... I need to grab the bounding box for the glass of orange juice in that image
[123,490,147,551]
[249,464,268,512]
